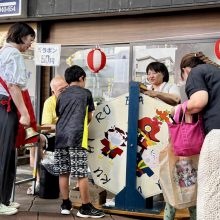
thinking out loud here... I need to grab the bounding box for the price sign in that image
[34,43,61,66]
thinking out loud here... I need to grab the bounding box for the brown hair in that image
[6,22,35,44]
[180,52,220,76]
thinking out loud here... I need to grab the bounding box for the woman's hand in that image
[19,114,30,128]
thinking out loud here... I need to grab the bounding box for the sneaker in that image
[60,200,72,215]
[8,202,20,209]
[0,203,18,215]
[76,203,105,218]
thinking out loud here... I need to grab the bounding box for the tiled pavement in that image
[0,164,189,220]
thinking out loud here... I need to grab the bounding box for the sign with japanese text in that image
[34,43,61,66]
[0,0,21,16]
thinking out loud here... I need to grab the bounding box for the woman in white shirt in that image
[143,62,180,106]
[0,22,35,215]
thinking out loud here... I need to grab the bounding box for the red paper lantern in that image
[215,40,220,60]
[87,48,106,73]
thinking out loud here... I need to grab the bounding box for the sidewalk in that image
[0,164,189,220]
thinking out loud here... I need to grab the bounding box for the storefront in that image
[1,3,219,115]
[45,9,220,103]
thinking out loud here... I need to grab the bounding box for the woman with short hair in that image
[0,22,35,215]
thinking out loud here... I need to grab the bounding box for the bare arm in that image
[8,84,30,126]
[88,111,93,123]
[41,97,57,131]
[186,91,208,114]
[143,90,180,106]
[41,124,56,132]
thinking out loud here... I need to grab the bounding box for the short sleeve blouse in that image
[185,64,220,134]
[0,44,28,96]
[147,82,180,97]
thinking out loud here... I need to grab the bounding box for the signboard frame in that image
[0,0,27,18]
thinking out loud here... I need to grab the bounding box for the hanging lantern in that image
[215,40,220,60]
[87,48,106,73]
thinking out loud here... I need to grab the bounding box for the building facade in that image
[0,0,220,119]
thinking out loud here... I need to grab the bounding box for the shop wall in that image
[28,0,220,18]
[45,10,220,105]
[48,10,220,45]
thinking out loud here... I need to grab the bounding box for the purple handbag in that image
[168,101,205,156]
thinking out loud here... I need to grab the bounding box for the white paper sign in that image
[34,43,61,66]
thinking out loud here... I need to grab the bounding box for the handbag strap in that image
[182,100,203,122]
[182,101,188,113]
[173,104,182,123]
[0,76,12,112]
[173,101,188,123]
[174,101,202,124]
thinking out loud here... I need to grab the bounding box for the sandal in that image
[26,186,33,195]
[26,183,40,195]
[72,186,80,191]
